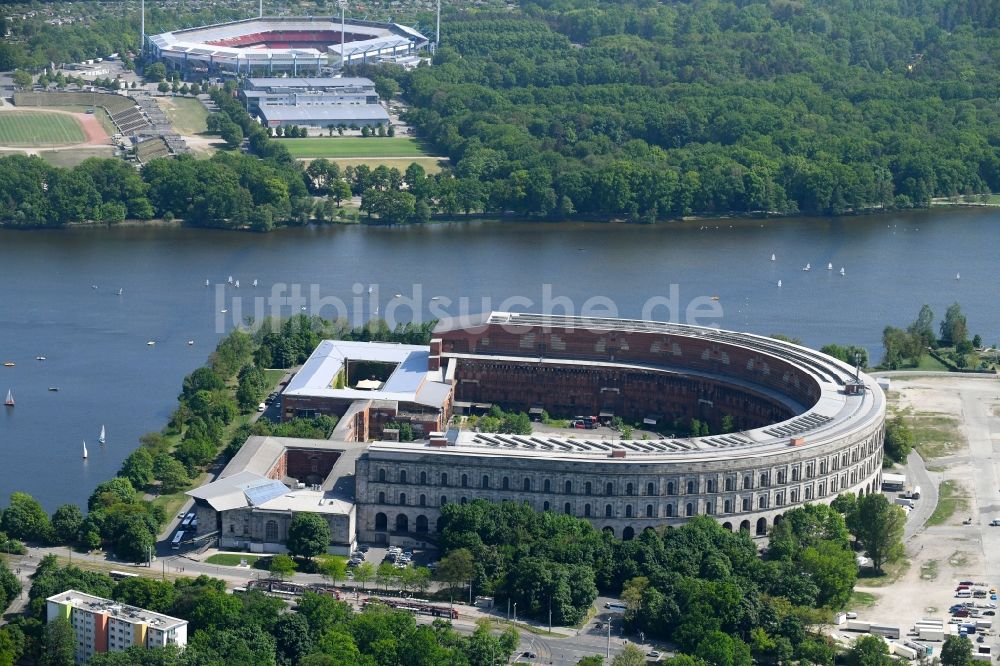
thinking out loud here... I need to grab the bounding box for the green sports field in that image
[0,112,86,146]
[282,137,430,159]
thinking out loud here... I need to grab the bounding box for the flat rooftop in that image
[47,590,186,629]
[247,77,375,89]
[188,436,364,514]
[258,105,390,122]
[283,340,450,408]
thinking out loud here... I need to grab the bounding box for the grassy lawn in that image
[913,354,950,371]
[264,369,287,387]
[891,408,964,459]
[316,156,447,174]
[0,146,115,167]
[283,137,430,159]
[0,111,85,145]
[849,591,878,608]
[155,96,209,135]
[927,480,970,526]
[920,559,939,581]
[857,558,910,587]
[206,553,262,566]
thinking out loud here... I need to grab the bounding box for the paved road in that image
[904,451,938,540]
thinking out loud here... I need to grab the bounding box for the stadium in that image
[147,16,428,76]
[355,312,887,544]
[188,313,886,553]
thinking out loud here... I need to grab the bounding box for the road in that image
[903,450,938,540]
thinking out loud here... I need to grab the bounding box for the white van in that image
[957,590,973,598]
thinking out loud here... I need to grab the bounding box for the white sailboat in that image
[802,263,811,271]
[82,441,88,459]
[777,280,782,288]
[204,279,210,287]
[956,273,961,280]
[827,263,833,270]
[227,275,233,284]
[840,267,845,276]
[770,253,776,261]
[99,425,106,445]
[4,389,13,407]
[367,286,373,294]
[234,280,240,289]
[252,279,258,288]
[117,288,123,296]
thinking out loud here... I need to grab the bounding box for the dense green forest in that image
[372,0,1000,220]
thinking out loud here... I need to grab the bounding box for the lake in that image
[0,208,995,509]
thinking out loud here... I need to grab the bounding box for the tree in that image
[331,179,352,206]
[120,447,155,489]
[286,513,331,560]
[908,304,936,348]
[577,658,605,666]
[0,561,21,611]
[940,302,969,347]
[354,561,375,590]
[50,505,84,545]
[273,612,313,666]
[11,70,32,90]
[157,81,170,93]
[611,644,647,666]
[269,554,296,580]
[221,122,244,149]
[435,548,475,600]
[320,556,347,586]
[941,635,973,666]
[846,635,892,666]
[153,454,190,493]
[88,477,136,511]
[695,631,752,666]
[115,517,155,564]
[40,617,75,666]
[884,415,914,463]
[144,62,167,82]
[846,493,905,573]
[2,492,52,543]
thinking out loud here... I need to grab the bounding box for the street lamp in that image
[513,602,517,624]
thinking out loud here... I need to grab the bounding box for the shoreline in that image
[0,204,976,233]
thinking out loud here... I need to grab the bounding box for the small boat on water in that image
[187,340,195,346]
[82,441,88,459]
[91,285,98,290]
[48,387,59,392]
[827,263,833,270]
[367,286,373,294]
[147,341,156,346]
[394,293,402,298]
[802,263,811,271]
[4,390,13,407]
[777,280,782,288]
[956,273,961,280]
[36,356,46,361]
[252,279,258,288]
[234,280,240,288]
[431,296,440,301]
[220,308,228,314]
[711,296,720,301]
[98,425,106,445]
[840,267,845,276]
[3,362,14,367]
[227,275,233,284]
[204,279,210,287]
[770,253,776,261]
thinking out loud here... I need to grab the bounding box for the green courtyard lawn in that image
[205,553,262,566]
[281,137,430,159]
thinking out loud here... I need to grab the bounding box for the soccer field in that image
[0,112,87,146]
[282,137,430,159]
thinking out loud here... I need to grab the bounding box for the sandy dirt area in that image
[846,374,1000,652]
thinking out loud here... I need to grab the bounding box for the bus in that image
[171,530,185,550]
[109,570,140,581]
[180,513,195,530]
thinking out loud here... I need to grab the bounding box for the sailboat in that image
[770,253,776,261]
[956,273,961,280]
[777,280,782,288]
[802,263,811,271]
[234,280,240,289]
[4,390,13,407]
[98,425,106,445]
[827,263,833,270]
[204,279,210,287]
[117,288,123,296]
[252,279,258,288]
[367,286,373,294]
[82,441,88,459]
[840,267,845,276]
[227,275,233,284]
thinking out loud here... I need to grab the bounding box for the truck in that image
[870,624,902,639]
[918,627,945,641]
[894,497,916,509]
[882,473,906,491]
[902,486,921,499]
[847,621,871,632]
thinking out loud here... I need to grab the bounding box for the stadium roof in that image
[246,77,376,89]
[257,105,389,122]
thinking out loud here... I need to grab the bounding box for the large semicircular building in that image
[148,16,428,76]
[356,312,885,543]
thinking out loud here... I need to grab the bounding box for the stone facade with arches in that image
[355,313,886,545]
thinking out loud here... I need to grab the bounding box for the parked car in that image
[990,520,1000,526]
[985,611,996,616]
[257,403,266,412]
[648,651,662,658]
[954,609,971,618]
[521,652,537,659]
